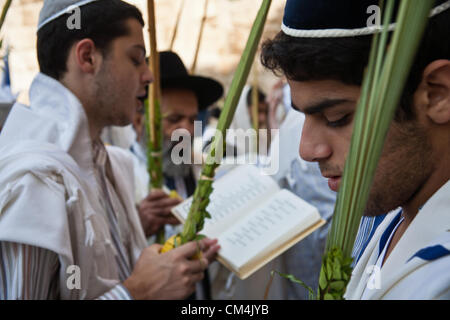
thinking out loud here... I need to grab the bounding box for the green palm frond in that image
[146,0,165,243]
[179,0,272,244]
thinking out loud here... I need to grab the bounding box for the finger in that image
[164,216,181,225]
[153,197,182,209]
[199,238,218,250]
[172,241,201,260]
[142,197,182,211]
[142,209,175,221]
[144,206,179,219]
[199,239,220,263]
[142,214,164,230]
[145,190,169,201]
[184,257,209,274]
[203,245,220,263]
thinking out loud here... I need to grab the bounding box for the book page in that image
[172,165,280,235]
[211,189,321,271]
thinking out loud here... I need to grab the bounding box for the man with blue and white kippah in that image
[261,0,450,299]
[0,0,219,300]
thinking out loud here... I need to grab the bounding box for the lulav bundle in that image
[146,0,165,243]
[146,0,163,191]
[0,0,12,50]
[0,0,12,32]
[162,0,273,247]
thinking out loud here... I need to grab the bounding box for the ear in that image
[420,60,450,125]
[73,39,102,74]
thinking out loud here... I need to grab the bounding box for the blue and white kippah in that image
[282,0,450,38]
[38,0,99,31]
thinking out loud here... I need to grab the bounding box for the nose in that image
[299,117,332,162]
[142,65,154,86]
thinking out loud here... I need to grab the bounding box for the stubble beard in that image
[94,60,130,129]
[363,121,434,217]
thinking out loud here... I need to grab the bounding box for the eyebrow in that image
[292,99,353,115]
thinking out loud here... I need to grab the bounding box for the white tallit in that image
[345,180,450,300]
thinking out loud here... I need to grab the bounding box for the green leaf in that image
[326,259,333,280]
[193,234,206,241]
[332,293,342,300]
[324,293,334,300]
[332,257,342,280]
[319,267,327,291]
[342,272,349,282]
[329,281,345,292]
[272,270,316,300]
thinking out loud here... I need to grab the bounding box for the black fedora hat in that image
[159,51,224,110]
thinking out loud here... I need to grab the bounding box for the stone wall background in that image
[1,0,285,105]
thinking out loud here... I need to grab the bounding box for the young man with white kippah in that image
[261,0,450,299]
[0,0,219,300]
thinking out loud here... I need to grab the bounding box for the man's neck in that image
[402,158,450,227]
[59,75,103,142]
[88,119,104,144]
[383,162,449,266]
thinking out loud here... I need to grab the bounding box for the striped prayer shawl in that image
[0,141,136,300]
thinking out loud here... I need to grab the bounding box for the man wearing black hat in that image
[261,0,450,299]
[159,51,223,191]
[137,51,223,300]
[0,0,219,300]
[138,51,223,238]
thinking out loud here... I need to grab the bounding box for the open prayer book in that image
[171,165,326,280]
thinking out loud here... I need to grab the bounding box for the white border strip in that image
[281,24,394,38]
[37,0,99,31]
[282,0,450,38]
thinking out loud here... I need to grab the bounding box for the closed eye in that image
[131,57,143,66]
[326,114,352,128]
[165,115,182,123]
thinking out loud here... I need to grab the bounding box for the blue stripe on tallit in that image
[378,211,403,257]
[353,214,387,265]
[408,245,450,262]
